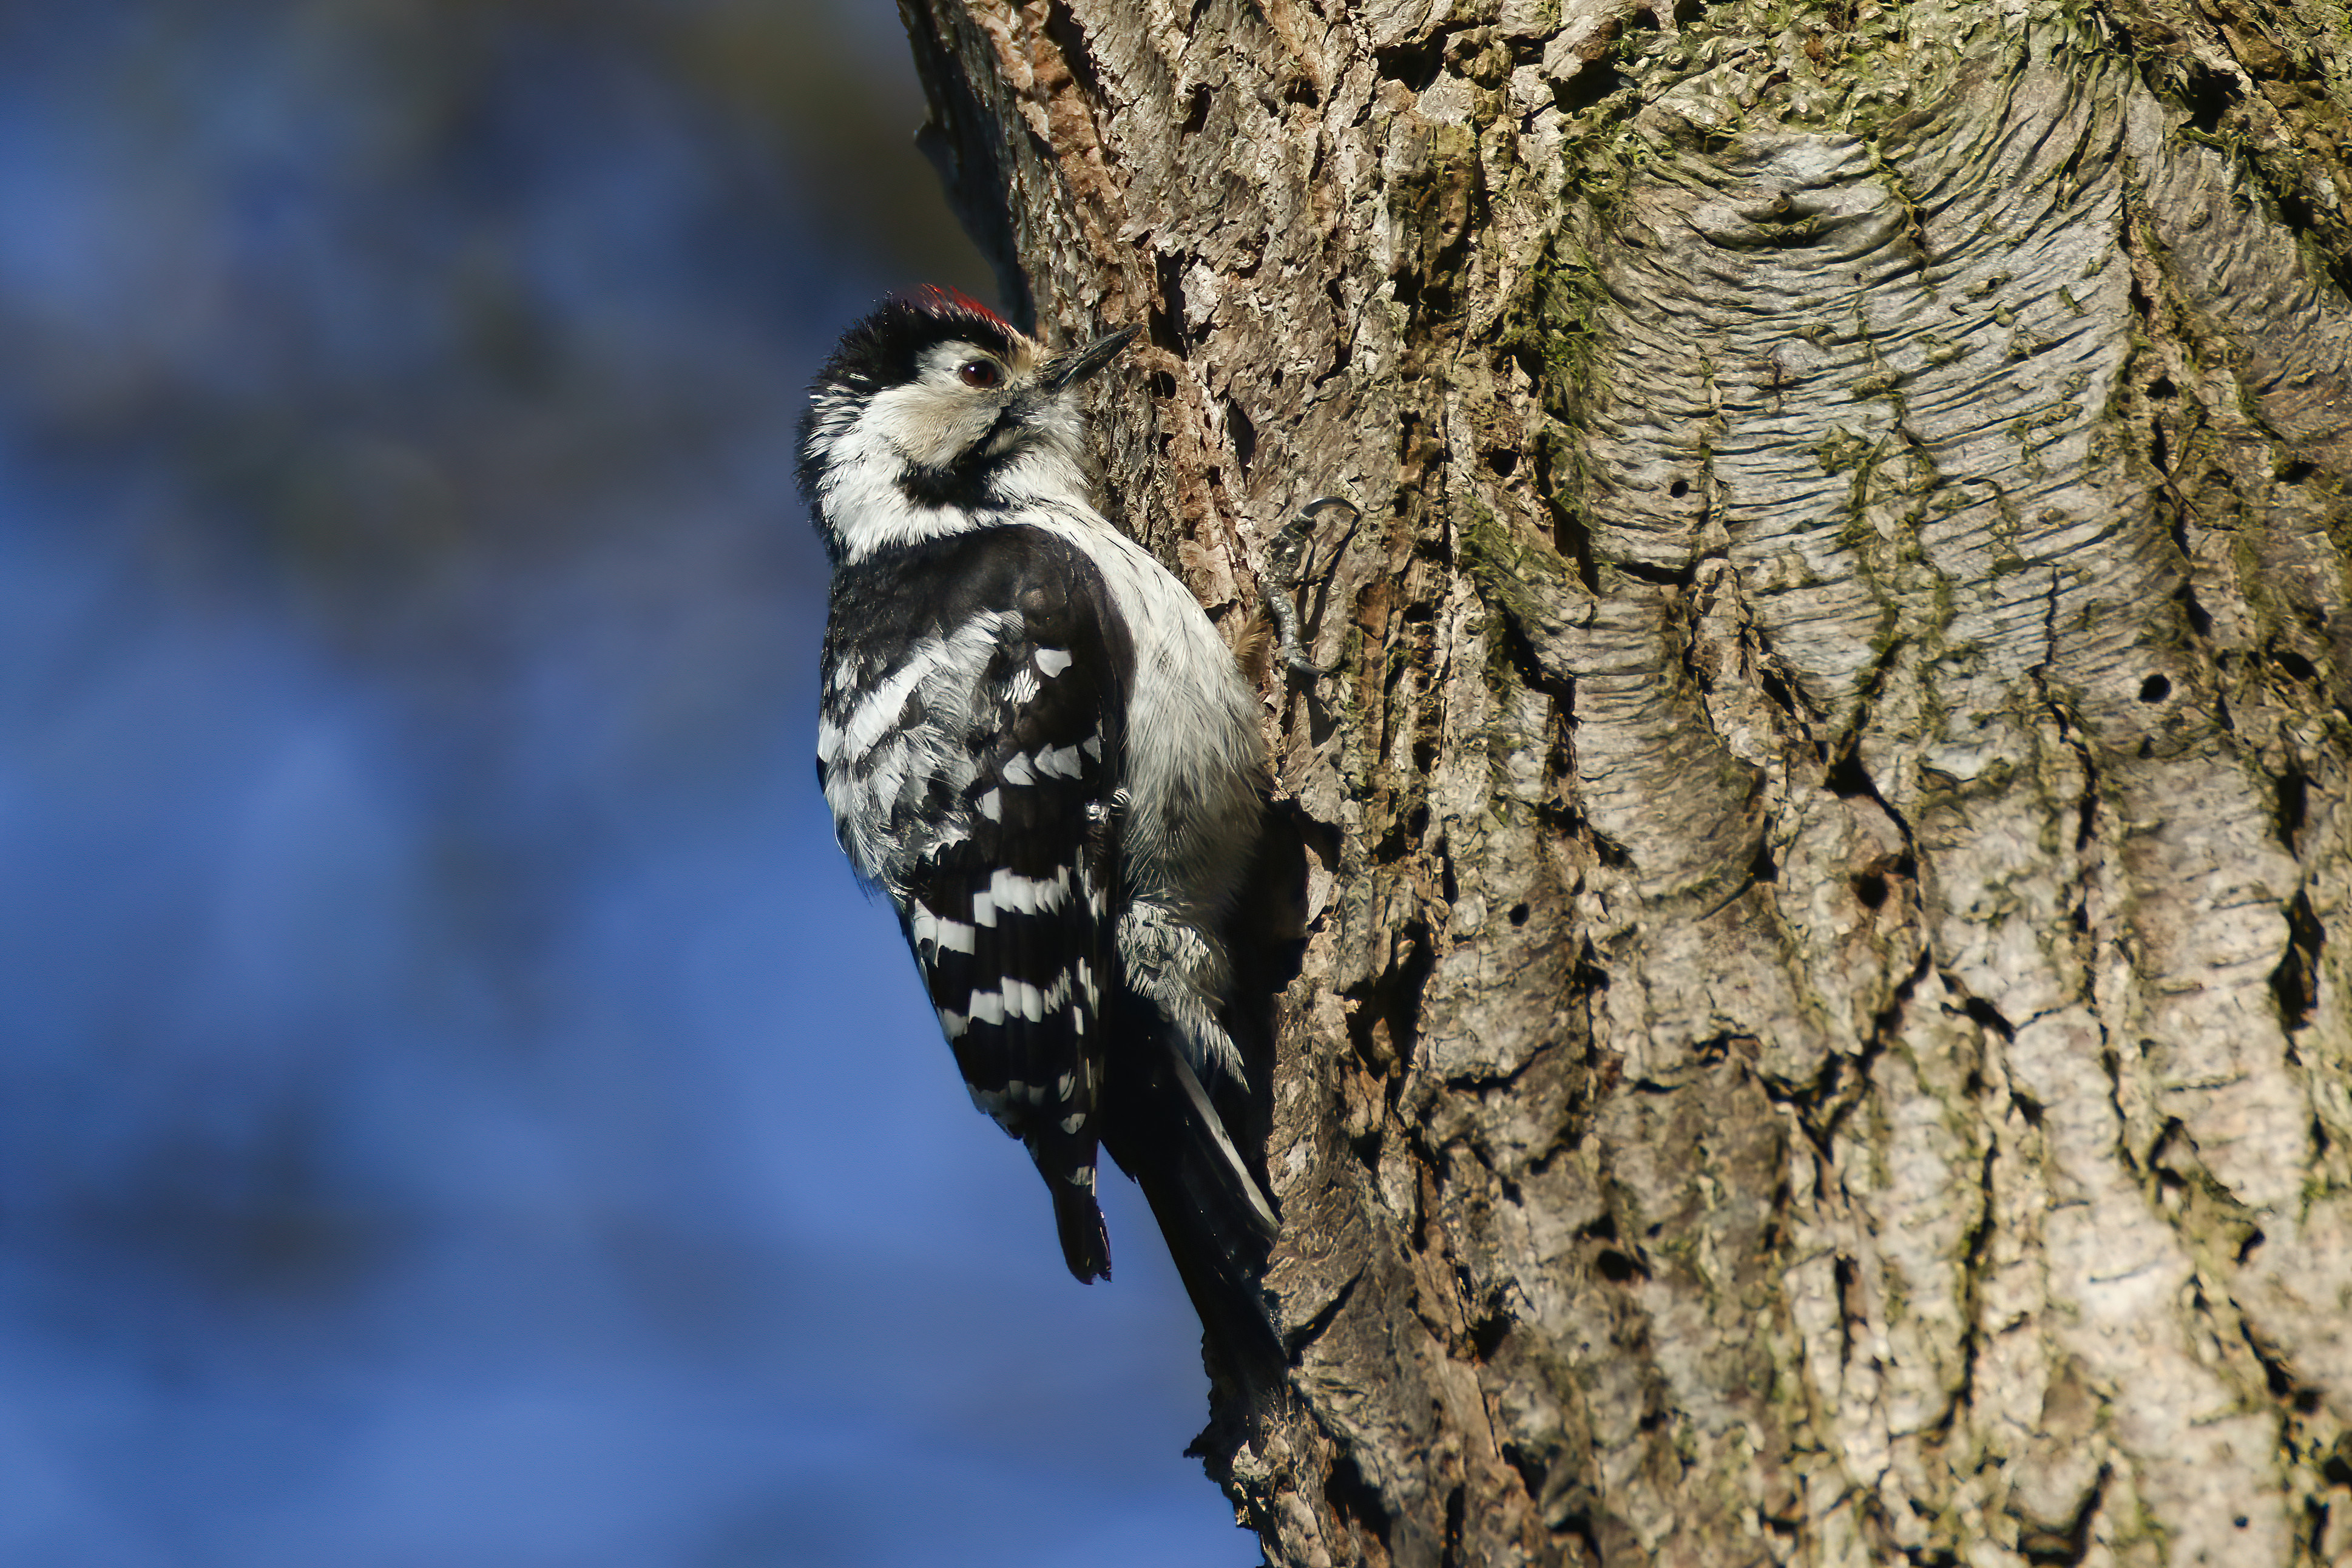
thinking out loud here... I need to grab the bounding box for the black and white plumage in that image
[799,289,1279,1342]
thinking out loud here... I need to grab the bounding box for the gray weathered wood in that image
[899,0,2352,1560]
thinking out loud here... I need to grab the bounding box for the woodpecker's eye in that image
[958,359,1002,389]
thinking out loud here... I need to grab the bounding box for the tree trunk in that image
[899,0,2352,1561]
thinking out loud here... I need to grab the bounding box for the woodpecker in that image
[798,288,1280,1356]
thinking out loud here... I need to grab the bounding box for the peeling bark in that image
[899,0,2352,1561]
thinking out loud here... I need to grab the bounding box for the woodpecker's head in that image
[798,289,1140,567]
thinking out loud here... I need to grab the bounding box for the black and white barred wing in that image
[816,533,1130,1280]
[901,603,1124,1281]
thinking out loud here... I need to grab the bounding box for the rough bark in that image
[899,0,2352,1562]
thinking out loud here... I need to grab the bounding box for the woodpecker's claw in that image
[1263,496,1359,680]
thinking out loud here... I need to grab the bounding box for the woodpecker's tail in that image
[1101,1034,1284,1383]
[1049,1180,1112,1282]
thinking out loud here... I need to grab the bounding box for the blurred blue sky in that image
[0,4,1254,1563]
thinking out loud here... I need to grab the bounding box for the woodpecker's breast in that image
[1015,509,1269,908]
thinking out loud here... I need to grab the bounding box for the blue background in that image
[0,3,1255,1563]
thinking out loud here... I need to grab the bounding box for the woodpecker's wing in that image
[848,532,1131,1282]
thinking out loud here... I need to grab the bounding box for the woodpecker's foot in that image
[1263,496,1359,679]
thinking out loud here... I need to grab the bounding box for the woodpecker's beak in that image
[1039,325,1141,393]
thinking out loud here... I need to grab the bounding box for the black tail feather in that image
[1098,794,1311,1386]
[1051,1181,1112,1282]
[1101,1038,1284,1383]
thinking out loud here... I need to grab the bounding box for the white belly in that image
[1027,514,1268,909]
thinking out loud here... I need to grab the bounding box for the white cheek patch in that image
[863,378,1000,470]
[1035,647,1074,677]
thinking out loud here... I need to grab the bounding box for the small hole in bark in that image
[2147,375,2176,399]
[1555,61,1626,112]
[1594,1248,1641,1282]
[1487,447,1518,478]
[1180,83,1212,135]
[2278,768,2307,842]
[2273,891,2321,1032]
[2181,62,2237,134]
[2279,460,2315,484]
[1668,478,1689,498]
[2139,672,2171,702]
[1223,396,1257,471]
[1322,1454,1394,1547]
[1509,903,1529,926]
[1374,38,1444,91]
[1824,746,1874,799]
[2274,649,2317,681]
[1854,873,1889,908]
[2235,1517,2250,1530]
[1151,252,1188,354]
[1501,1443,1547,1499]
[1147,370,1177,399]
